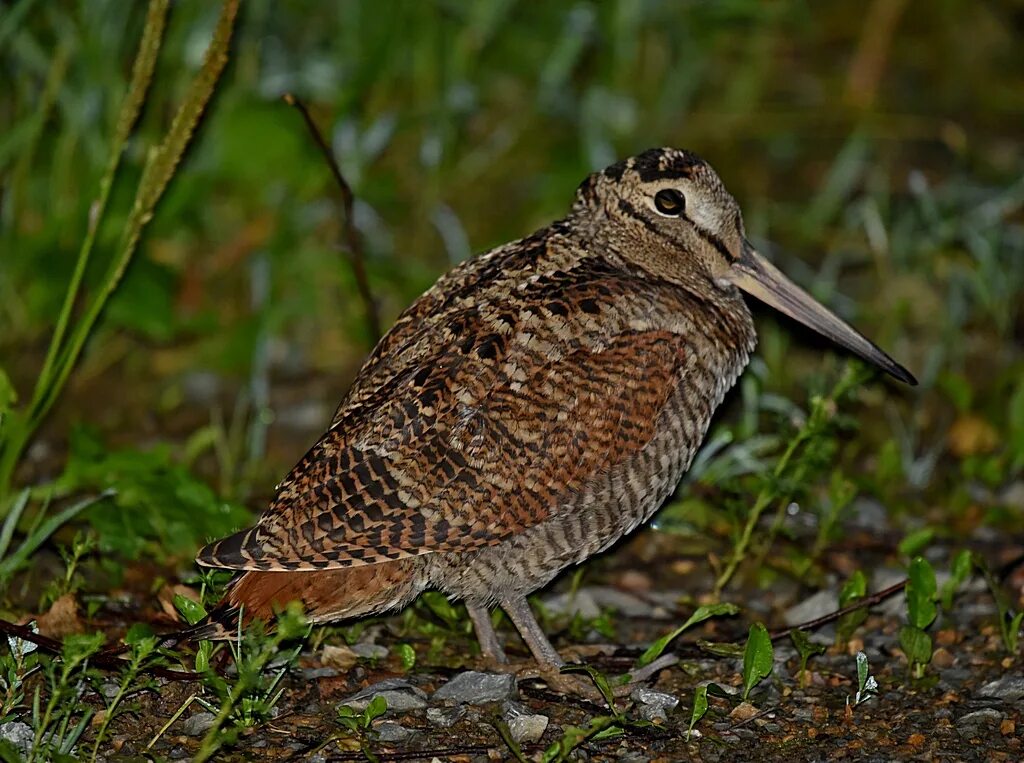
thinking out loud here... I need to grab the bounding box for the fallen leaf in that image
[321,644,358,671]
[947,414,998,457]
[36,594,83,639]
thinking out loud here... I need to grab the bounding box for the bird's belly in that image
[426,363,732,604]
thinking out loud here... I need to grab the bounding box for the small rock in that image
[587,586,657,618]
[502,700,549,743]
[302,667,339,680]
[931,647,955,669]
[0,722,33,756]
[426,705,466,728]
[321,644,358,670]
[181,712,216,736]
[728,701,759,722]
[979,676,1024,702]
[542,589,601,620]
[342,679,428,712]
[870,568,910,617]
[783,589,836,627]
[1000,481,1024,511]
[376,721,414,743]
[432,671,515,704]
[954,708,1003,725]
[100,682,120,700]
[352,643,389,660]
[631,687,679,723]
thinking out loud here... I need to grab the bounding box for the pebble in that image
[181,711,216,736]
[978,676,1024,702]
[957,707,1005,733]
[631,687,679,723]
[783,589,836,627]
[432,671,515,704]
[341,678,428,712]
[351,643,389,660]
[426,705,466,728]
[502,700,549,743]
[587,586,658,618]
[541,589,601,620]
[0,722,33,756]
[376,721,415,743]
[302,667,339,680]
[870,568,909,617]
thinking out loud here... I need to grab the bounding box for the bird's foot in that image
[517,653,679,705]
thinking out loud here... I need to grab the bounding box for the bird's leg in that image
[499,593,613,702]
[467,603,508,666]
[499,593,678,701]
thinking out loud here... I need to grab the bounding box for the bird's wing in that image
[196,327,687,571]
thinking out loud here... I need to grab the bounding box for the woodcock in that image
[193,148,915,693]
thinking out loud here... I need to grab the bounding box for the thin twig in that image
[282,93,382,342]
[0,617,202,681]
[769,579,908,641]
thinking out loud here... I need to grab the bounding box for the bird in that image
[189,147,915,695]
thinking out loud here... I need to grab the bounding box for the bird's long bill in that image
[729,241,917,385]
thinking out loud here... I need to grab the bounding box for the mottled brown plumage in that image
[191,148,914,691]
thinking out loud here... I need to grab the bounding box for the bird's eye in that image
[653,189,686,216]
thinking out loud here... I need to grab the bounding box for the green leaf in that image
[395,643,416,671]
[636,603,739,668]
[906,556,937,629]
[741,623,773,700]
[55,426,250,560]
[839,570,867,607]
[1007,612,1022,654]
[837,570,868,643]
[899,625,933,667]
[856,650,869,692]
[365,694,388,723]
[789,628,826,683]
[939,549,973,610]
[697,640,744,658]
[561,663,617,712]
[0,367,16,412]
[174,594,208,627]
[687,684,709,740]
[898,528,934,558]
[420,591,463,630]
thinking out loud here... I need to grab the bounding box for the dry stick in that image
[282,93,382,342]
[768,578,907,641]
[770,549,1024,641]
[0,617,201,681]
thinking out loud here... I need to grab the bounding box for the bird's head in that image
[571,147,916,385]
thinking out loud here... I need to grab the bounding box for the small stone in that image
[631,687,679,723]
[728,701,759,722]
[783,589,836,627]
[376,721,414,743]
[954,708,1003,725]
[931,647,955,669]
[1001,718,1015,736]
[352,643,389,660]
[979,676,1024,702]
[303,666,339,680]
[432,671,515,704]
[0,722,33,756]
[181,712,216,736]
[321,644,358,670]
[426,705,466,728]
[502,700,549,743]
[541,589,601,619]
[587,586,657,618]
[341,679,428,712]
